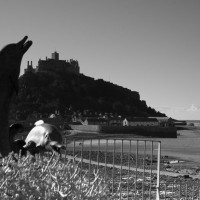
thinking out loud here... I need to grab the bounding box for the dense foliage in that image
[10,69,165,120]
[0,153,117,199]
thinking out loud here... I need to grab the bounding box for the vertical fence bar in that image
[64,137,67,165]
[127,140,131,200]
[80,138,84,191]
[97,138,100,193]
[97,138,100,170]
[112,139,116,195]
[186,182,188,200]
[198,185,200,200]
[135,140,138,199]
[156,141,161,200]
[149,141,154,200]
[73,139,75,160]
[179,183,181,199]
[89,139,92,186]
[142,140,147,200]
[192,183,194,200]
[104,139,108,188]
[119,139,123,200]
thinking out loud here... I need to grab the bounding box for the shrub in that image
[0,153,118,199]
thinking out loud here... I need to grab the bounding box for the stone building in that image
[24,51,80,74]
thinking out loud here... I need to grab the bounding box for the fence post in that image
[156,142,161,200]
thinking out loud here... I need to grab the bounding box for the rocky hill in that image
[10,68,166,120]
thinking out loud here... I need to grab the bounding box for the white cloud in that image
[187,104,200,112]
[155,104,200,120]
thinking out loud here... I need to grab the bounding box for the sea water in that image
[67,122,200,165]
[156,127,200,163]
[157,120,200,163]
[79,127,200,164]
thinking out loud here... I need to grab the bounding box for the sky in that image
[0,0,200,120]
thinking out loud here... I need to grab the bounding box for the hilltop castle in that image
[24,51,80,74]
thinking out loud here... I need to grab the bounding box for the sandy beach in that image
[155,127,200,166]
[64,126,200,180]
[18,126,200,178]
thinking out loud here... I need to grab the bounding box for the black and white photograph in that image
[0,0,200,199]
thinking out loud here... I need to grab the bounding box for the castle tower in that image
[25,61,34,73]
[52,51,59,60]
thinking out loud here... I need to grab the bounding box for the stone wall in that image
[69,125,177,138]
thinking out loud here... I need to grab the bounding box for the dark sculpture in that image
[9,123,26,156]
[0,36,32,157]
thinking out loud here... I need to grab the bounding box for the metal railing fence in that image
[63,138,161,200]
[63,138,200,200]
[17,133,200,199]
[18,134,200,199]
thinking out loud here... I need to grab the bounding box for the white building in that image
[123,117,159,126]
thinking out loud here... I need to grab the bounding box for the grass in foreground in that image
[0,153,119,200]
